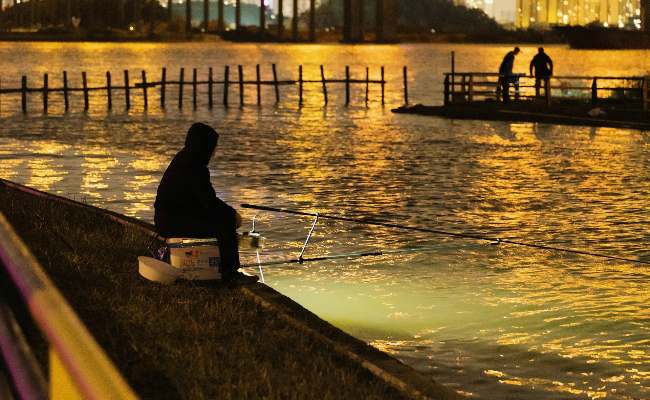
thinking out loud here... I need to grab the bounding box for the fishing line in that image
[241,203,650,266]
[246,244,445,268]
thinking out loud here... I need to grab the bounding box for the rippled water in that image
[1,42,649,399]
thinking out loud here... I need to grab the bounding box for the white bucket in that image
[166,238,221,280]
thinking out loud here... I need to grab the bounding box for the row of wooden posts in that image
[0,65,412,113]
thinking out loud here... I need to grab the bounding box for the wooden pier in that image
[394,69,650,130]
[443,72,648,109]
[0,64,410,114]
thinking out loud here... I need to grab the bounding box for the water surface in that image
[1,42,649,399]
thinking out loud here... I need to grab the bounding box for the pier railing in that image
[0,212,137,399]
[444,72,648,109]
[0,64,404,113]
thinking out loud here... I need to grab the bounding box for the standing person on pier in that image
[497,46,520,103]
[154,123,258,285]
[529,47,553,98]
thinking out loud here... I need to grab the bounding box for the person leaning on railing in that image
[529,47,553,98]
[497,47,520,103]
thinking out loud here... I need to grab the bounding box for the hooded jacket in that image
[154,123,236,237]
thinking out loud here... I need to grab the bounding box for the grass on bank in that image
[0,184,412,400]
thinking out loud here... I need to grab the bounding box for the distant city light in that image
[513,0,645,29]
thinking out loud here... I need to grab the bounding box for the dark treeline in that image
[1,0,502,36]
[312,0,502,34]
[1,0,166,32]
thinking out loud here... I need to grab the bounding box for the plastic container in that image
[166,238,220,280]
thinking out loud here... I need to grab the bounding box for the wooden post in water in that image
[365,67,369,105]
[141,70,148,110]
[403,66,408,105]
[63,71,69,111]
[591,78,598,105]
[124,70,130,110]
[192,68,198,109]
[256,64,261,106]
[545,77,551,107]
[238,65,244,107]
[208,67,214,109]
[320,65,328,105]
[21,76,27,113]
[443,75,450,105]
[272,63,280,104]
[106,71,112,111]
[43,73,48,113]
[179,67,185,109]
[82,72,89,111]
[298,65,303,107]
[380,66,385,105]
[223,65,230,106]
[345,66,350,106]
[161,67,166,108]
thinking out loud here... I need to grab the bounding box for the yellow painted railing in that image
[0,212,137,400]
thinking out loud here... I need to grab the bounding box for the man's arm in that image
[548,57,554,75]
[190,168,237,226]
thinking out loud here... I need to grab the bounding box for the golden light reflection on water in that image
[0,158,24,181]
[80,154,118,198]
[25,158,65,191]
[21,142,71,190]
[1,43,650,400]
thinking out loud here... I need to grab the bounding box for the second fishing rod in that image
[241,203,650,266]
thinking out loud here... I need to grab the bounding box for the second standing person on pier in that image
[497,47,520,103]
[529,47,553,98]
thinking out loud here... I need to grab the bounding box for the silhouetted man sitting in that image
[498,47,520,103]
[154,123,257,284]
[529,47,553,98]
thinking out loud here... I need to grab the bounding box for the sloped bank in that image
[0,178,459,400]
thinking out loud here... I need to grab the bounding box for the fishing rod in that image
[241,203,650,266]
[247,244,446,269]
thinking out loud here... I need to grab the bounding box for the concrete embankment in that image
[0,178,459,400]
[393,101,650,131]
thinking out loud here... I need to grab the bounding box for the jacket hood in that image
[184,123,219,166]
